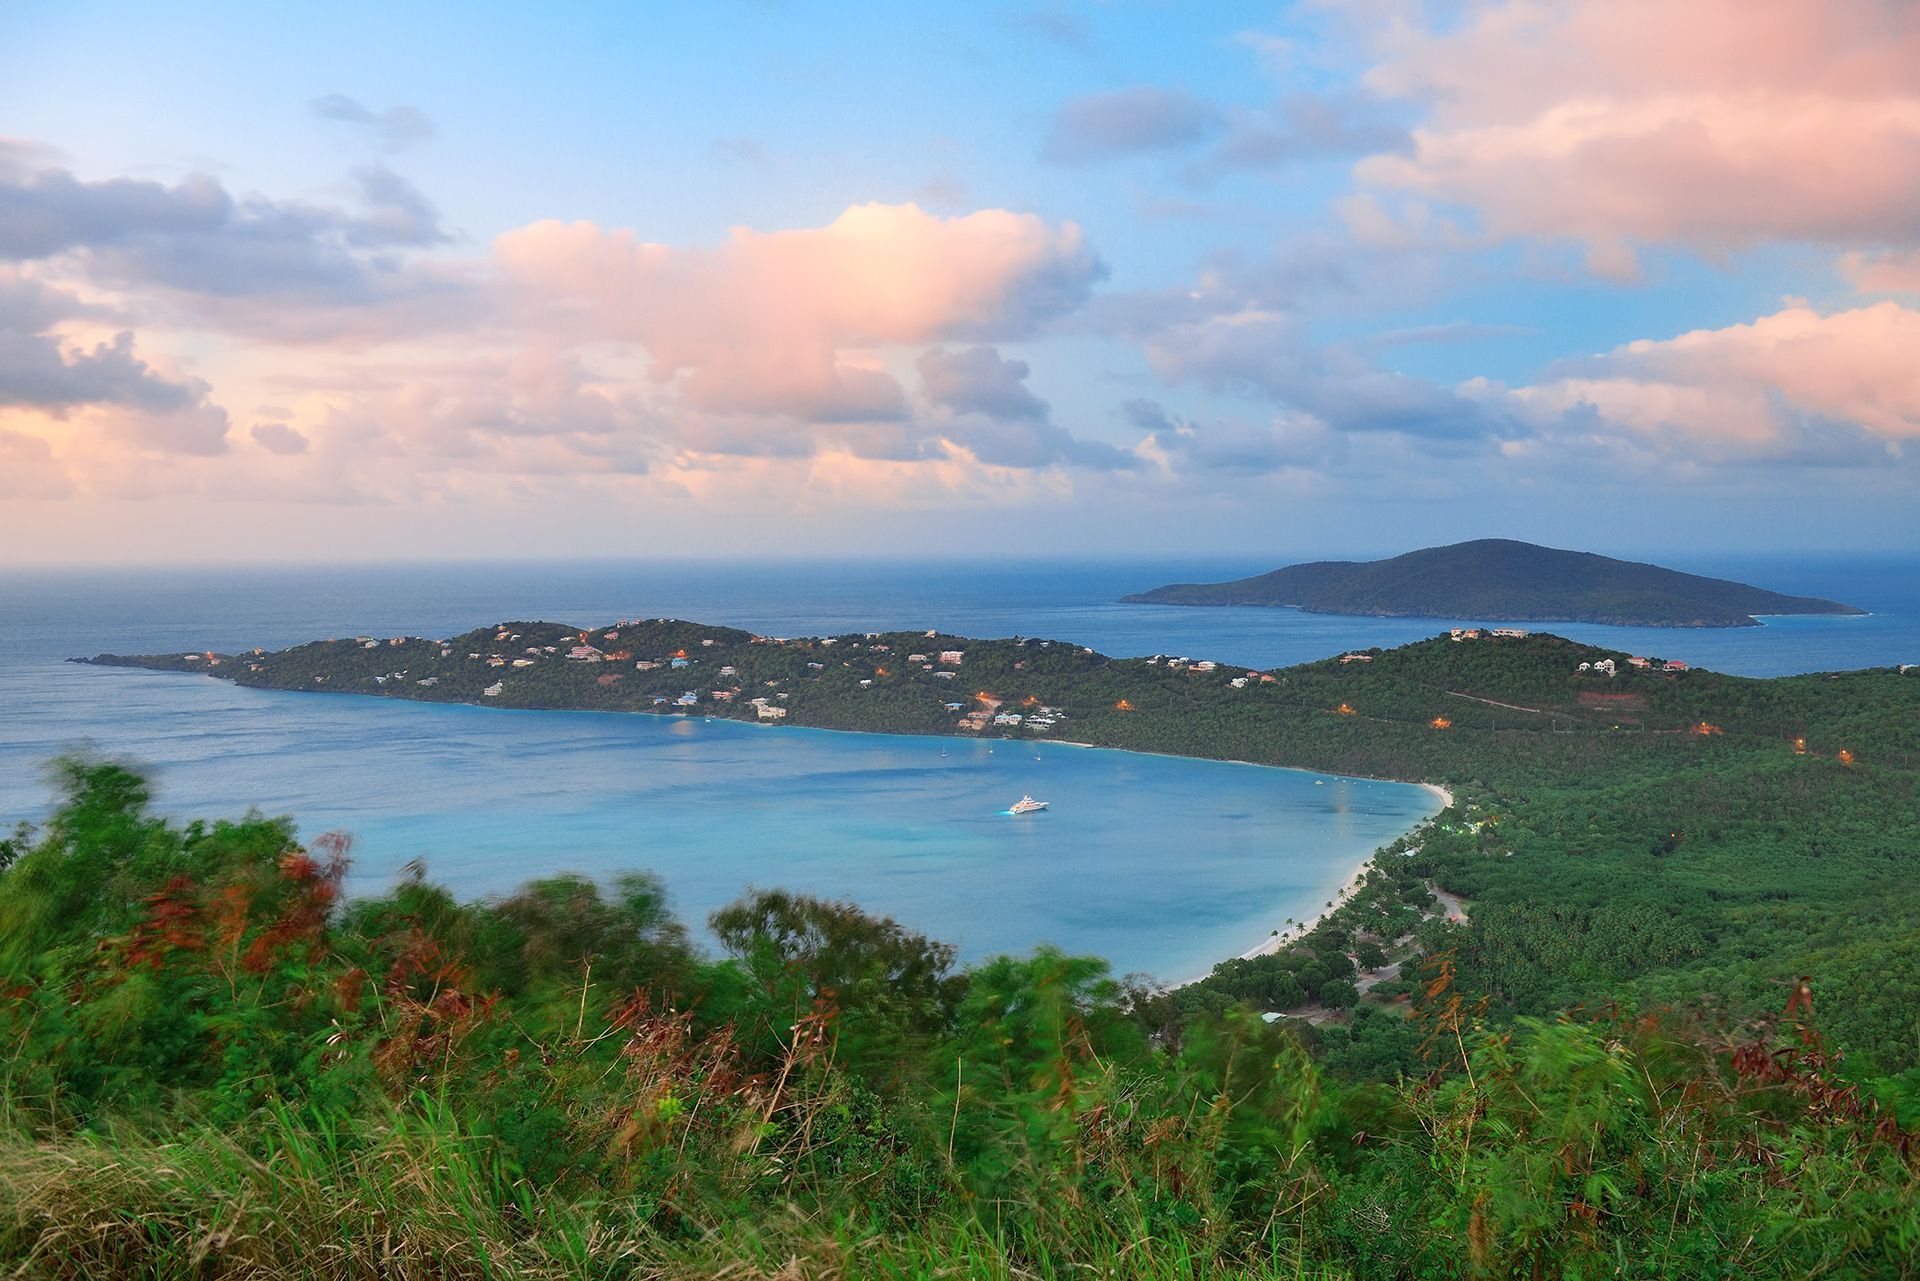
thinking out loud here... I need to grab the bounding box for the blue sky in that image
[2,0,1916,562]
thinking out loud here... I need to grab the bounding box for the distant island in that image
[1119,538,1864,628]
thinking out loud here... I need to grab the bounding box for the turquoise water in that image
[5,554,1912,979]
[2,662,1434,981]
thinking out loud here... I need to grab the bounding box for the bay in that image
[2,661,1434,982]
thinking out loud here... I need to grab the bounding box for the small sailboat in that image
[1009,795,1049,815]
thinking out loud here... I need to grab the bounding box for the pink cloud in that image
[493,202,1101,422]
[1842,250,1920,293]
[249,420,309,454]
[1357,0,1920,260]
[0,428,69,497]
[90,400,231,456]
[1483,301,1920,460]
[3,152,1123,500]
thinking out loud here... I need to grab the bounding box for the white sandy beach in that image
[1171,777,1454,985]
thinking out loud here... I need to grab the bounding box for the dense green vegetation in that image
[2,760,1917,1278]
[45,623,1920,1274]
[83,619,1920,1068]
[1119,538,1863,626]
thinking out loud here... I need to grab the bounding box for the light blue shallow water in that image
[0,661,1433,981]
[2,555,1912,979]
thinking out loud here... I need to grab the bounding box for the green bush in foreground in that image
[0,760,1915,1279]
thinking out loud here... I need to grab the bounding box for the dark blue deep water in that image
[2,555,1912,980]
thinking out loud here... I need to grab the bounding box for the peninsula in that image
[76,616,1906,790]
[1120,538,1864,627]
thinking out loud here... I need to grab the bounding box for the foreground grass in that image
[0,1112,1338,1280]
[3,761,1918,1279]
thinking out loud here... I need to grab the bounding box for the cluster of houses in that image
[1450,627,1531,641]
[1575,656,1691,676]
[952,692,1067,734]
[1143,653,1278,689]
[319,625,1146,740]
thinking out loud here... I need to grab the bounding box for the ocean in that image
[2,554,1913,980]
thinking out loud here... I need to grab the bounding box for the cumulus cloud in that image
[79,167,453,303]
[93,400,232,456]
[1842,250,1920,294]
[249,420,309,454]
[1044,81,1406,177]
[495,202,1102,424]
[0,327,206,415]
[913,345,1135,471]
[1144,308,1510,441]
[1207,91,1410,173]
[1041,87,1223,164]
[311,94,436,152]
[940,414,1136,471]
[0,141,230,260]
[0,144,460,335]
[918,345,1048,420]
[3,164,1129,506]
[0,428,70,497]
[1356,0,1920,266]
[0,276,224,431]
[342,167,450,248]
[1125,397,1349,475]
[1478,302,1920,463]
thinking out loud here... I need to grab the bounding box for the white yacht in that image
[1009,795,1049,815]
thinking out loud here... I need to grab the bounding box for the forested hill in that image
[1120,538,1864,627]
[76,618,1915,792]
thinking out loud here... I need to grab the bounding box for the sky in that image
[2,0,1917,565]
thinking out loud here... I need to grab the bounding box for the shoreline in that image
[1055,737,1457,806]
[1170,779,1453,987]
